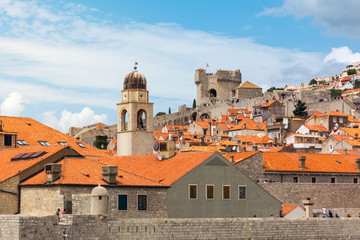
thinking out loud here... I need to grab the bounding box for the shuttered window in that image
[118,195,127,210]
[189,184,197,199]
[206,185,214,199]
[223,185,230,200]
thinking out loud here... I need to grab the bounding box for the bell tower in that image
[117,64,154,156]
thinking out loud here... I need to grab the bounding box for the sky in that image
[1,0,360,132]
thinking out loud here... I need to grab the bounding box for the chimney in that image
[102,165,118,185]
[299,156,306,170]
[302,197,314,219]
[253,145,258,151]
[230,155,234,164]
[356,158,360,171]
[45,163,62,183]
[243,122,246,129]
[355,133,359,140]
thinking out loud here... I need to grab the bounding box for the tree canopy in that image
[309,79,317,85]
[155,112,166,117]
[266,87,284,92]
[347,68,357,75]
[331,89,343,98]
[192,99,196,109]
[293,100,307,117]
[94,135,108,149]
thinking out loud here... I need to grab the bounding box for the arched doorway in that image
[209,89,217,98]
[200,113,211,120]
[191,112,197,121]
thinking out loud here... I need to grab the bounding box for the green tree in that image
[155,112,166,117]
[347,68,357,75]
[168,107,171,114]
[293,100,307,117]
[192,99,196,109]
[266,87,284,92]
[94,135,108,149]
[309,79,317,85]
[331,88,343,98]
[354,80,360,89]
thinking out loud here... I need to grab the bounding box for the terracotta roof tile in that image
[282,204,298,216]
[263,152,360,173]
[303,125,328,132]
[261,100,278,107]
[22,151,217,187]
[236,81,261,89]
[224,151,260,164]
[0,116,107,157]
[193,121,209,129]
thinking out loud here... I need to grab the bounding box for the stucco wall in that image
[168,153,281,218]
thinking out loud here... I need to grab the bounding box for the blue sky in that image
[0,0,360,132]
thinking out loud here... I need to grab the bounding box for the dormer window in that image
[38,141,50,146]
[4,135,13,146]
[58,141,68,145]
[17,140,29,146]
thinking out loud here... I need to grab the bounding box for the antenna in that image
[157,151,163,161]
[153,141,159,152]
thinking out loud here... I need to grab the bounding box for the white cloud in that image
[258,0,360,38]
[324,47,360,64]
[0,91,24,116]
[42,107,108,132]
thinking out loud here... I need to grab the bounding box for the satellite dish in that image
[157,151,163,161]
[180,136,184,141]
[232,146,236,151]
[153,141,159,151]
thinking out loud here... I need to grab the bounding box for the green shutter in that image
[118,195,127,210]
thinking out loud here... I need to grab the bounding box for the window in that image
[206,185,214,199]
[189,184,197,199]
[58,141,68,145]
[238,186,246,200]
[333,117,337,123]
[222,185,230,200]
[118,195,127,210]
[312,177,316,183]
[17,140,29,146]
[293,177,298,183]
[138,195,147,210]
[77,142,86,148]
[329,144,333,150]
[354,178,358,184]
[4,135,12,146]
[38,141,50,146]
[331,177,336,183]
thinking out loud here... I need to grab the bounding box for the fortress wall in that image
[306,99,355,115]
[2,215,360,239]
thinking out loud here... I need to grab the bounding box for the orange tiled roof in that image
[96,122,104,127]
[230,119,267,131]
[320,111,348,117]
[0,116,108,157]
[303,125,328,132]
[236,81,261,89]
[309,111,323,117]
[193,121,209,129]
[234,135,274,144]
[261,100,277,107]
[330,134,352,142]
[181,146,225,152]
[22,151,217,187]
[209,140,238,146]
[343,138,360,147]
[263,152,360,173]
[333,149,360,156]
[224,151,260,164]
[340,127,360,137]
[0,145,67,182]
[282,204,298,216]
[348,115,360,123]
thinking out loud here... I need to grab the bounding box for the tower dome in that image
[123,70,147,90]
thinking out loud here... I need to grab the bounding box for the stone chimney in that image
[230,155,234,164]
[243,122,246,129]
[302,197,314,219]
[299,156,306,170]
[45,163,62,183]
[102,165,118,185]
[356,158,360,171]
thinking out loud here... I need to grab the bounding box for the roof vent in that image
[299,156,306,170]
[102,165,118,185]
[45,163,62,184]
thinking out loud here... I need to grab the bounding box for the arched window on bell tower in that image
[137,109,147,130]
[121,109,128,131]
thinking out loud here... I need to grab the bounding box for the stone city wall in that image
[3,215,360,239]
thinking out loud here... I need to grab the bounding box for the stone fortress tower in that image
[117,65,154,156]
[195,68,242,106]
